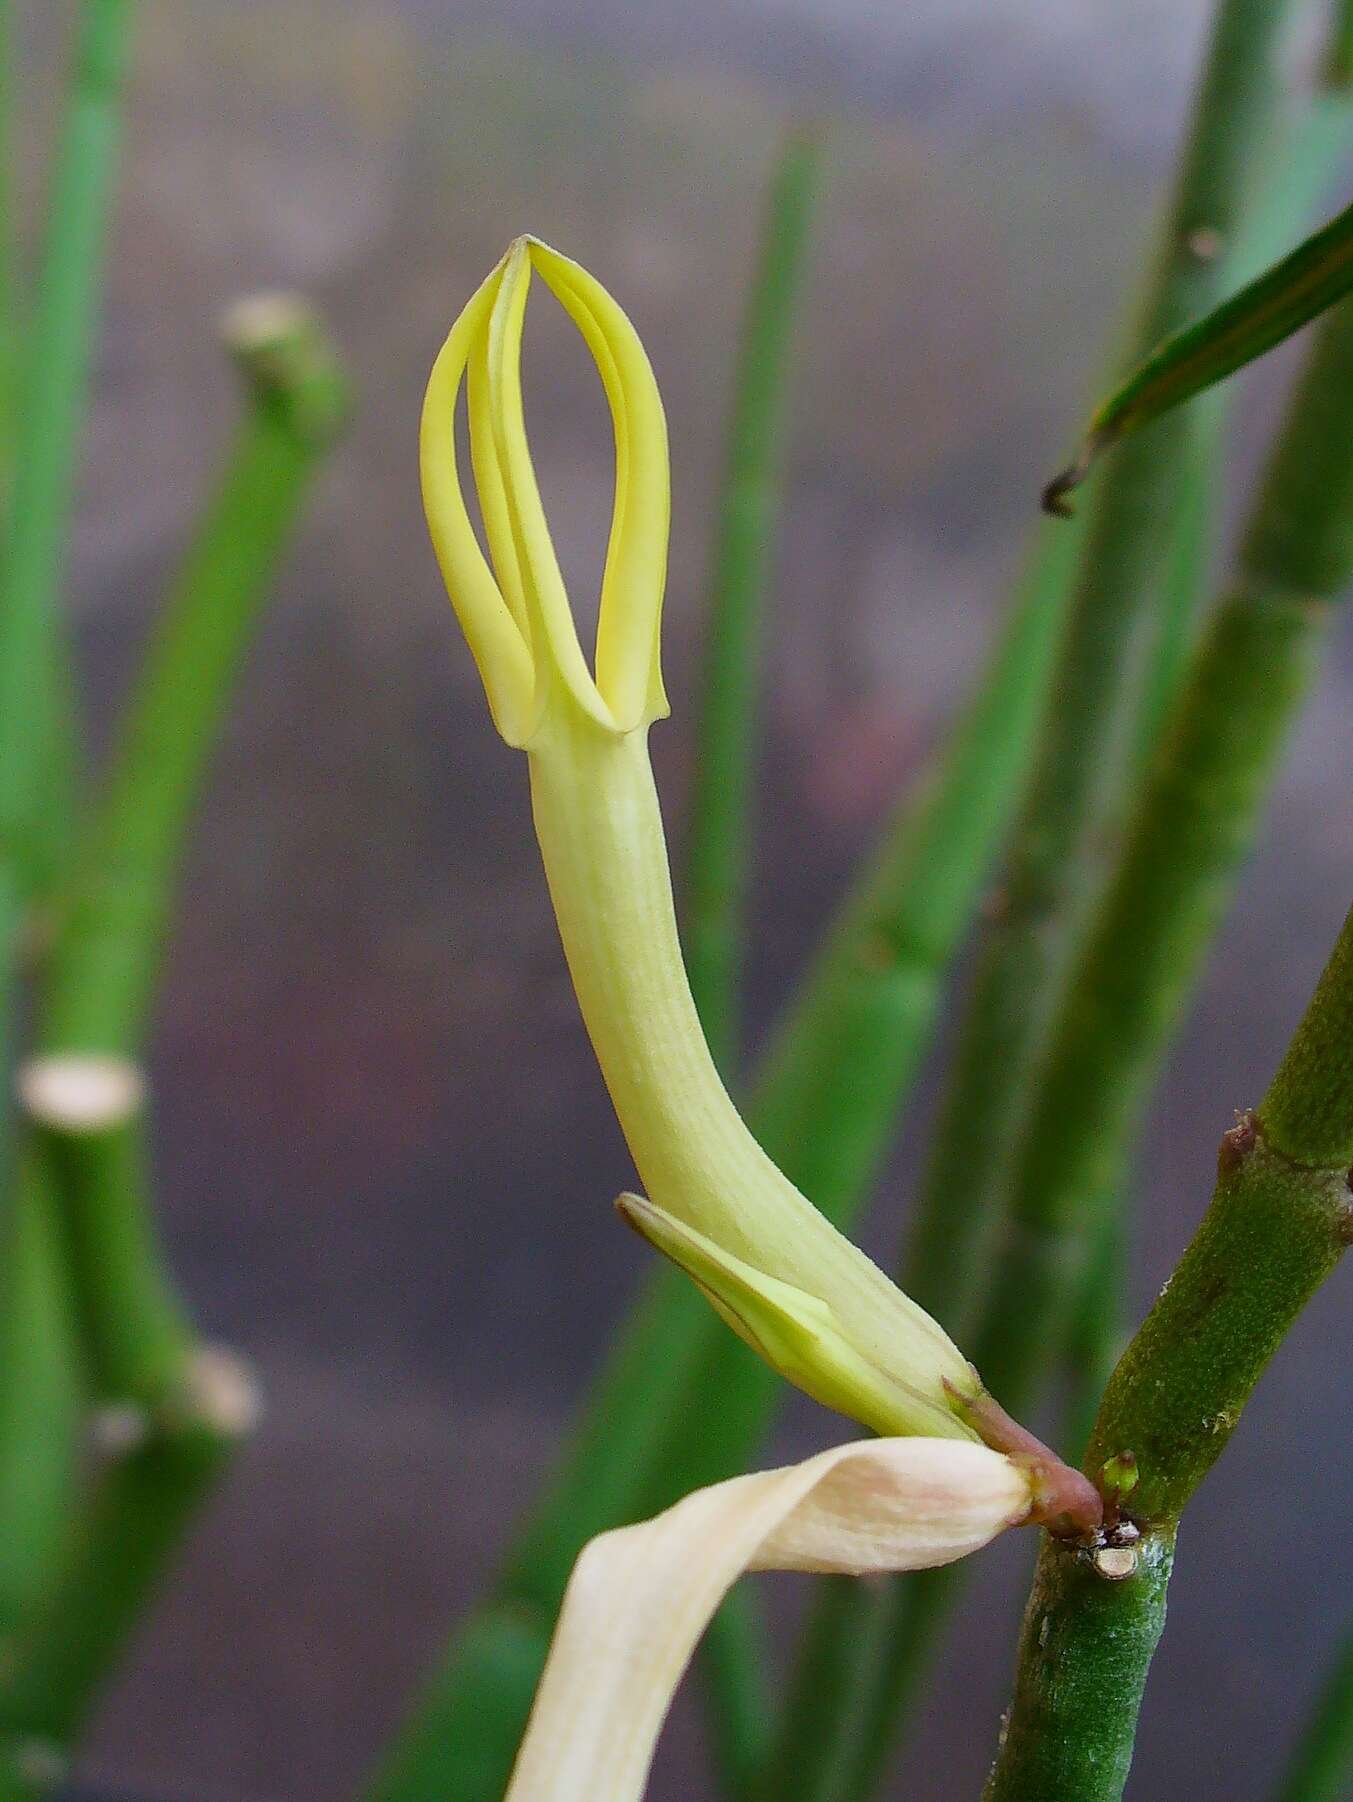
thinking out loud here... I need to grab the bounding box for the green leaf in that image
[1045,193,1353,515]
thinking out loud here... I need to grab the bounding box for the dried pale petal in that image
[504,1439,1031,1802]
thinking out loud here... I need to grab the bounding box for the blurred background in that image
[19,0,1353,1797]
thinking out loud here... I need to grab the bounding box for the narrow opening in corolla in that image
[517,278,613,667]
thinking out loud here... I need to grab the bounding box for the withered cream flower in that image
[504,1436,1034,1802]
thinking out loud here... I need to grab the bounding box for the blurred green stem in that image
[971,279,1353,1422]
[0,0,138,939]
[907,0,1287,1363]
[773,2,1324,1790]
[30,295,347,1401]
[1325,0,1353,87]
[40,295,350,1055]
[0,0,15,481]
[988,893,1353,1802]
[0,0,139,1662]
[0,298,347,1778]
[0,1160,81,1635]
[678,126,822,1793]
[1059,1193,1124,1461]
[684,123,822,1076]
[0,1350,255,1802]
[1274,1620,1353,1802]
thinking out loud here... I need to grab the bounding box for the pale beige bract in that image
[503,1437,1033,1802]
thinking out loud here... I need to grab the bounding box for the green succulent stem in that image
[986,893,1353,1802]
[40,295,350,1055]
[0,0,15,480]
[28,296,347,1404]
[982,1533,1176,1802]
[909,0,1289,1345]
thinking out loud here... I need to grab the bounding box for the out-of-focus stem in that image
[1324,0,1353,87]
[0,299,347,1778]
[0,1348,258,1802]
[972,283,1353,1425]
[0,0,139,1669]
[0,0,138,924]
[29,296,346,1405]
[774,3,1321,1791]
[0,1160,81,1635]
[684,124,822,1076]
[908,0,1289,1352]
[39,295,350,1054]
[1274,1620,1353,1802]
[0,0,15,482]
[677,128,822,1785]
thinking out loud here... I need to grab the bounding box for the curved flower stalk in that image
[420,238,1100,1525]
[503,1437,1033,1802]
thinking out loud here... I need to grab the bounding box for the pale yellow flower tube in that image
[419,233,1106,1536]
[503,1437,1033,1802]
[421,236,979,1439]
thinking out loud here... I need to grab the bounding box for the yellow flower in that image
[420,238,1103,1494]
[421,234,1106,1802]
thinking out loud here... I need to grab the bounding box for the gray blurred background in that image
[20,0,1353,1796]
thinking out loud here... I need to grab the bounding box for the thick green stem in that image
[9,296,345,1418]
[699,1581,775,1801]
[0,0,140,1669]
[1059,1194,1125,1462]
[985,896,1353,1802]
[25,297,346,1390]
[982,1534,1175,1802]
[1274,1620,1353,1802]
[0,0,14,483]
[684,124,821,1076]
